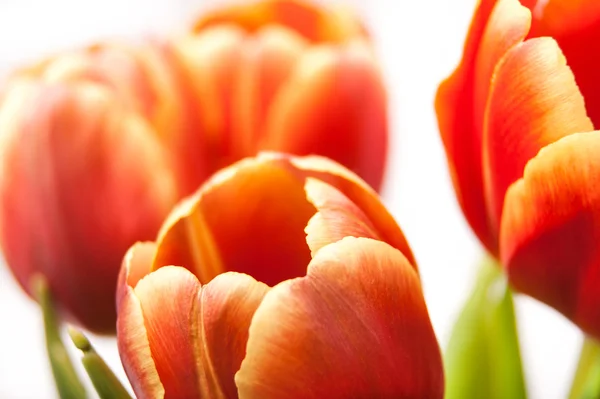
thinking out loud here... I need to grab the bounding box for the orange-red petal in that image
[435,0,501,254]
[304,177,380,256]
[117,244,268,398]
[231,26,307,157]
[261,41,388,192]
[501,131,600,339]
[236,237,443,398]
[0,82,177,332]
[193,0,365,43]
[483,37,593,233]
[153,155,316,286]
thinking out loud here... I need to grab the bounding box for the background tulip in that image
[171,0,388,193]
[436,0,600,338]
[0,0,388,334]
[117,153,443,399]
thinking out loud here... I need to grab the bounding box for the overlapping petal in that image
[117,244,269,399]
[482,36,592,233]
[501,132,600,338]
[0,82,177,332]
[236,237,443,399]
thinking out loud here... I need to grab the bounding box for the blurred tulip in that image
[170,0,388,192]
[0,47,180,332]
[0,0,388,334]
[436,0,600,337]
[117,153,443,399]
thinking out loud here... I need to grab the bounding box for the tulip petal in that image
[200,273,269,398]
[133,267,204,398]
[526,0,600,128]
[0,82,178,332]
[236,237,443,398]
[154,155,316,286]
[261,40,388,192]
[118,246,269,399]
[501,131,600,339]
[174,26,246,173]
[116,245,164,399]
[193,0,364,43]
[304,177,380,256]
[287,154,416,268]
[483,37,593,233]
[435,0,504,254]
[231,26,307,157]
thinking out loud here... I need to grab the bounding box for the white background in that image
[0,0,582,398]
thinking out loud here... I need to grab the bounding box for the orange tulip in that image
[117,153,443,399]
[0,0,387,334]
[436,0,600,337]
[0,43,181,332]
[169,0,388,193]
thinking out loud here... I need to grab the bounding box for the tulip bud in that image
[171,0,388,192]
[436,0,600,338]
[117,153,443,398]
[0,76,178,333]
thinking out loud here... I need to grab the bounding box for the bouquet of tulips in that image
[1,0,599,398]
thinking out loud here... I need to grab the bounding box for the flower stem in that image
[68,327,133,399]
[444,254,527,399]
[569,337,600,399]
[32,274,87,399]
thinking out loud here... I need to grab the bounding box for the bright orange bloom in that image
[117,153,443,399]
[436,0,600,337]
[170,0,387,193]
[0,0,387,333]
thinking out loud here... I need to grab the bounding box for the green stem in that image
[569,337,600,399]
[32,274,87,399]
[68,327,133,399]
[444,255,527,399]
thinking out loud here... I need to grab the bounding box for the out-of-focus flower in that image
[117,153,443,399]
[0,0,388,333]
[0,43,181,333]
[170,0,388,193]
[436,0,600,337]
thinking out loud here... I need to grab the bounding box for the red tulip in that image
[0,46,180,332]
[436,0,600,337]
[0,0,388,333]
[170,0,388,192]
[117,153,443,399]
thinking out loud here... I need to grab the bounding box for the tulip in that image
[170,0,388,192]
[117,153,443,399]
[0,45,180,332]
[0,0,388,334]
[436,0,600,337]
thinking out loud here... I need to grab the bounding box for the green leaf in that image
[32,274,88,399]
[444,255,527,399]
[569,337,600,399]
[68,327,133,399]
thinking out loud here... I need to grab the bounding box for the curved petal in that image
[261,40,388,192]
[483,37,593,233]
[192,0,365,43]
[501,131,600,339]
[434,0,503,254]
[231,26,307,157]
[174,26,246,174]
[116,244,164,399]
[153,155,316,287]
[118,247,268,399]
[304,178,380,256]
[286,154,416,268]
[527,1,600,128]
[200,273,269,398]
[0,82,178,332]
[236,237,443,398]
